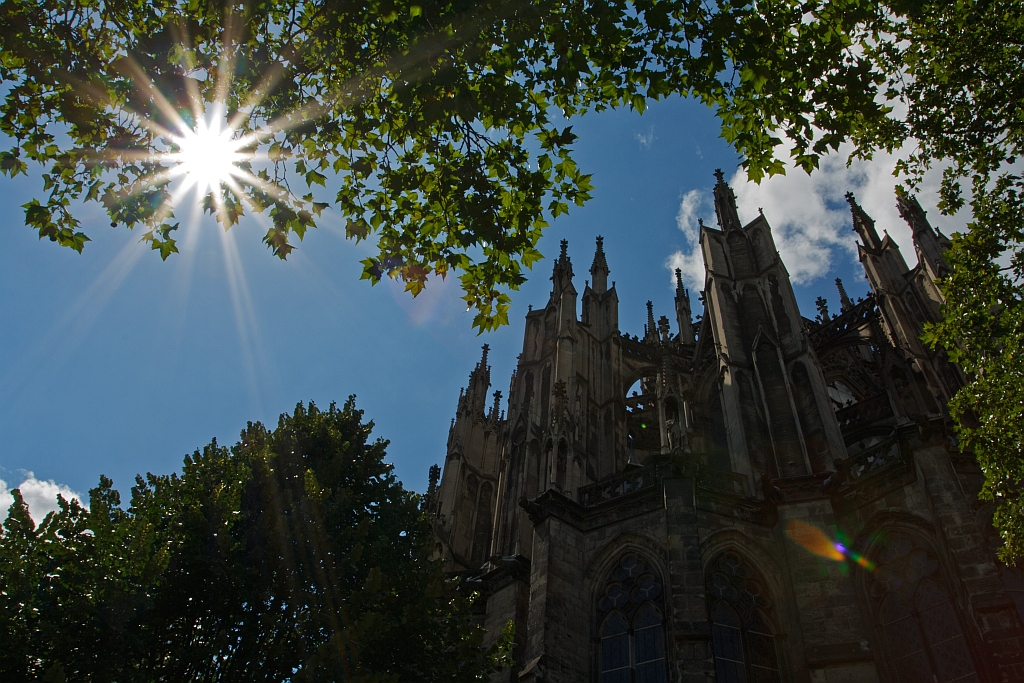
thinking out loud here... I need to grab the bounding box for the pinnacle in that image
[591,235,609,274]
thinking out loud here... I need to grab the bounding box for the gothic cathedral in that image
[427,172,1024,683]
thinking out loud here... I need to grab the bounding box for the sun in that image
[168,116,248,196]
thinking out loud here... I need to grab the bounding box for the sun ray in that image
[0,236,148,420]
[217,225,271,415]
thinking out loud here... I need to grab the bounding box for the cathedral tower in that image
[429,178,1022,683]
[700,170,845,479]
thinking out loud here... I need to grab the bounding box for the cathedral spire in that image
[846,191,882,251]
[713,169,742,232]
[675,268,695,343]
[549,238,575,305]
[896,191,929,236]
[836,278,853,312]
[897,190,950,278]
[645,300,658,342]
[590,235,609,293]
[489,390,503,421]
[464,344,492,415]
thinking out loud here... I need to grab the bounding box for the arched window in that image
[868,533,978,683]
[596,553,667,683]
[706,552,781,683]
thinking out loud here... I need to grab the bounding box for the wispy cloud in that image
[634,125,655,149]
[665,144,973,298]
[728,145,970,285]
[666,188,710,293]
[1,473,86,524]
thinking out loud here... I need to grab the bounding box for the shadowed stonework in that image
[428,174,1024,683]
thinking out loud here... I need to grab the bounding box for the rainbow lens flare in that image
[784,519,875,570]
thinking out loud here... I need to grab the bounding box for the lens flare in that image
[785,519,875,570]
[168,115,248,195]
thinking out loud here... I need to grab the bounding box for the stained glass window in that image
[597,553,667,683]
[869,533,978,683]
[706,552,781,683]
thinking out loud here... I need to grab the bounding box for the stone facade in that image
[428,172,1024,683]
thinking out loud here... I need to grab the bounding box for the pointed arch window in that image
[869,533,978,683]
[597,553,667,683]
[706,552,781,683]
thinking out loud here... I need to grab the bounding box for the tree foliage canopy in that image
[0,399,507,681]
[3,0,1024,557]
[0,0,900,330]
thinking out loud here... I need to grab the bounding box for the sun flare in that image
[169,117,248,195]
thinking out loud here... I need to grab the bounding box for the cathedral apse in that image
[426,173,1024,683]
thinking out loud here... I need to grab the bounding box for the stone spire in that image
[463,344,492,415]
[713,169,741,232]
[549,238,575,304]
[645,300,658,342]
[847,192,882,251]
[489,390,503,421]
[896,191,929,235]
[836,278,853,312]
[590,235,609,293]
[424,463,441,511]
[897,191,950,278]
[675,268,695,344]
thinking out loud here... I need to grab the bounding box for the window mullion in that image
[629,627,636,683]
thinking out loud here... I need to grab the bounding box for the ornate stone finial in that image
[657,315,671,342]
[815,296,831,323]
[550,238,574,296]
[590,235,610,292]
[479,343,490,369]
[836,278,853,311]
[675,268,695,343]
[424,463,441,512]
[427,464,440,495]
[645,300,657,342]
[896,189,940,248]
[490,390,503,420]
[712,169,741,231]
[846,191,882,250]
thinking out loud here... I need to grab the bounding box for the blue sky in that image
[0,95,964,519]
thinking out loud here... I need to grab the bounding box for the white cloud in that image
[666,250,707,296]
[667,188,711,292]
[675,188,707,245]
[635,125,656,149]
[729,145,969,285]
[0,473,86,525]
[665,144,973,298]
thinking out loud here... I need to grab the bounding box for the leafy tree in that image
[0,0,895,330]
[3,0,1023,556]
[0,399,507,681]
[878,0,1024,564]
